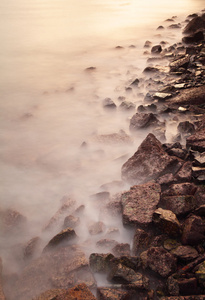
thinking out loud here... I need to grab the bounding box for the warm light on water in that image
[0,0,204,290]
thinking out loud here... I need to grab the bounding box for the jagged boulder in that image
[121,182,161,226]
[153,208,181,237]
[183,16,205,34]
[97,287,130,300]
[43,228,77,252]
[182,215,205,245]
[121,133,180,185]
[89,253,114,273]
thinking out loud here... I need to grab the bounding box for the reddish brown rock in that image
[89,253,114,273]
[54,283,97,300]
[121,133,179,185]
[132,228,151,255]
[112,243,131,257]
[174,161,192,182]
[0,208,27,234]
[121,182,161,226]
[186,128,205,152]
[63,215,80,229]
[162,183,197,197]
[43,228,77,252]
[183,16,205,34]
[182,215,205,245]
[129,113,159,131]
[97,287,130,300]
[171,245,198,262]
[160,195,195,216]
[167,86,205,106]
[153,208,181,237]
[146,247,177,277]
[23,236,41,260]
[96,239,118,250]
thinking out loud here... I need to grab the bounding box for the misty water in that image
[0,0,204,296]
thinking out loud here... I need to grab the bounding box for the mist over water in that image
[0,0,204,295]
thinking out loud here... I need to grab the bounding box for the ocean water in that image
[0,0,204,286]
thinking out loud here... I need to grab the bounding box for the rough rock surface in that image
[153,208,181,237]
[121,133,180,185]
[182,215,205,245]
[121,181,161,226]
[186,128,205,152]
[0,258,5,300]
[97,287,130,300]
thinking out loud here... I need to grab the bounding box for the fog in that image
[0,0,204,297]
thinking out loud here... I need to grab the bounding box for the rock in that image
[167,86,205,106]
[153,92,172,101]
[156,173,176,186]
[182,215,205,245]
[144,40,152,48]
[153,208,181,237]
[88,221,105,235]
[162,183,197,197]
[97,287,130,300]
[174,161,192,182]
[129,113,159,131]
[132,228,151,255]
[167,275,179,296]
[169,55,190,72]
[143,66,161,73]
[146,247,177,277]
[0,208,27,234]
[112,243,131,257]
[10,245,96,300]
[89,253,114,273]
[121,133,180,185]
[178,277,198,296]
[0,258,5,300]
[33,288,67,300]
[177,121,195,136]
[108,264,149,289]
[130,78,140,86]
[164,239,181,251]
[63,215,80,229]
[183,16,205,34]
[103,98,116,109]
[171,245,198,262]
[166,148,187,160]
[169,24,181,29]
[195,186,205,207]
[23,236,41,260]
[151,45,162,54]
[119,101,135,111]
[186,128,205,152]
[195,261,205,289]
[157,26,164,30]
[96,239,118,250]
[160,195,195,216]
[183,30,204,44]
[43,228,77,252]
[121,182,161,226]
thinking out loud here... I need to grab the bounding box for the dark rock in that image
[157,26,165,30]
[156,173,176,186]
[169,24,181,29]
[97,287,130,300]
[177,121,195,136]
[195,261,205,289]
[153,92,172,101]
[160,195,195,216]
[103,98,116,109]
[164,239,181,251]
[144,41,152,48]
[121,133,181,185]
[151,45,162,54]
[90,191,110,202]
[85,66,96,72]
[195,186,205,207]
[33,288,67,300]
[10,245,96,300]
[167,86,205,106]
[89,253,114,273]
[96,239,118,250]
[174,161,192,182]
[182,31,204,44]
[121,182,161,226]
[129,113,159,131]
[146,247,177,277]
[166,148,187,160]
[88,221,105,235]
[182,215,205,245]
[54,283,97,300]
[112,243,131,257]
[23,236,41,260]
[171,245,198,262]
[167,275,179,296]
[63,215,80,229]
[178,277,198,296]
[132,228,151,255]
[183,16,205,34]
[169,55,190,72]
[119,101,135,111]
[153,208,181,237]
[186,128,205,152]
[143,66,161,73]
[43,228,77,252]
[194,205,205,216]
[162,182,197,197]
[131,78,140,86]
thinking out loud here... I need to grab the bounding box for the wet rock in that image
[169,55,190,72]
[167,86,205,106]
[43,228,77,252]
[0,258,5,300]
[119,101,135,111]
[89,253,114,273]
[132,228,151,255]
[160,195,195,216]
[153,208,181,237]
[146,247,177,277]
[23,236,41,260]
[186,128,205,152]
[182,215,205,245]
[88,221,105,235]
[183,16,205,34]
[103,98,117,109]
[63,215,80,229]
[177,121,195,136]
[151,45,162,54]
[171,245,198,262]
[121,182,161,226]
[112,243,131,257]
[121,133,180,185]
[97,287,130,300]
[10,245,96,300]
[129,113,159,131]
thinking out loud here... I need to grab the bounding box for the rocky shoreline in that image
[1,10,205,300]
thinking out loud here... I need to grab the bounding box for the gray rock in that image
[121,182,161,226]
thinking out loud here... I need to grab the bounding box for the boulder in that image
[195,185,205,207]
[160,195,195,216]
[182,31,204,44]
[183,16,205,34]
[186,128,205,152]
[153,208,181,237]
[9,245,96,300]
[151,45,162,54]
[174,161,192,182]
[169,56,190,72]
[23,236,41,260]
[119,101,135,111]
[112,243,131,257]
[43,228,77,252]
[89,253,114,273]
[195,261,205,289]
[0,208,27,234]
[171,245,198,262]
[97,287,130,300]
[121,133,180,185]
[166,86,205,106]
[132,228,151,255]
[177,121,195,136]
[182,215,205,245]
[63,215,80,229]
[129,113,159,131]
[96,239,118,250]
[88,221,105,235]
[121,182,161,226]
[146,247,177,277]
[103,98,116,109]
